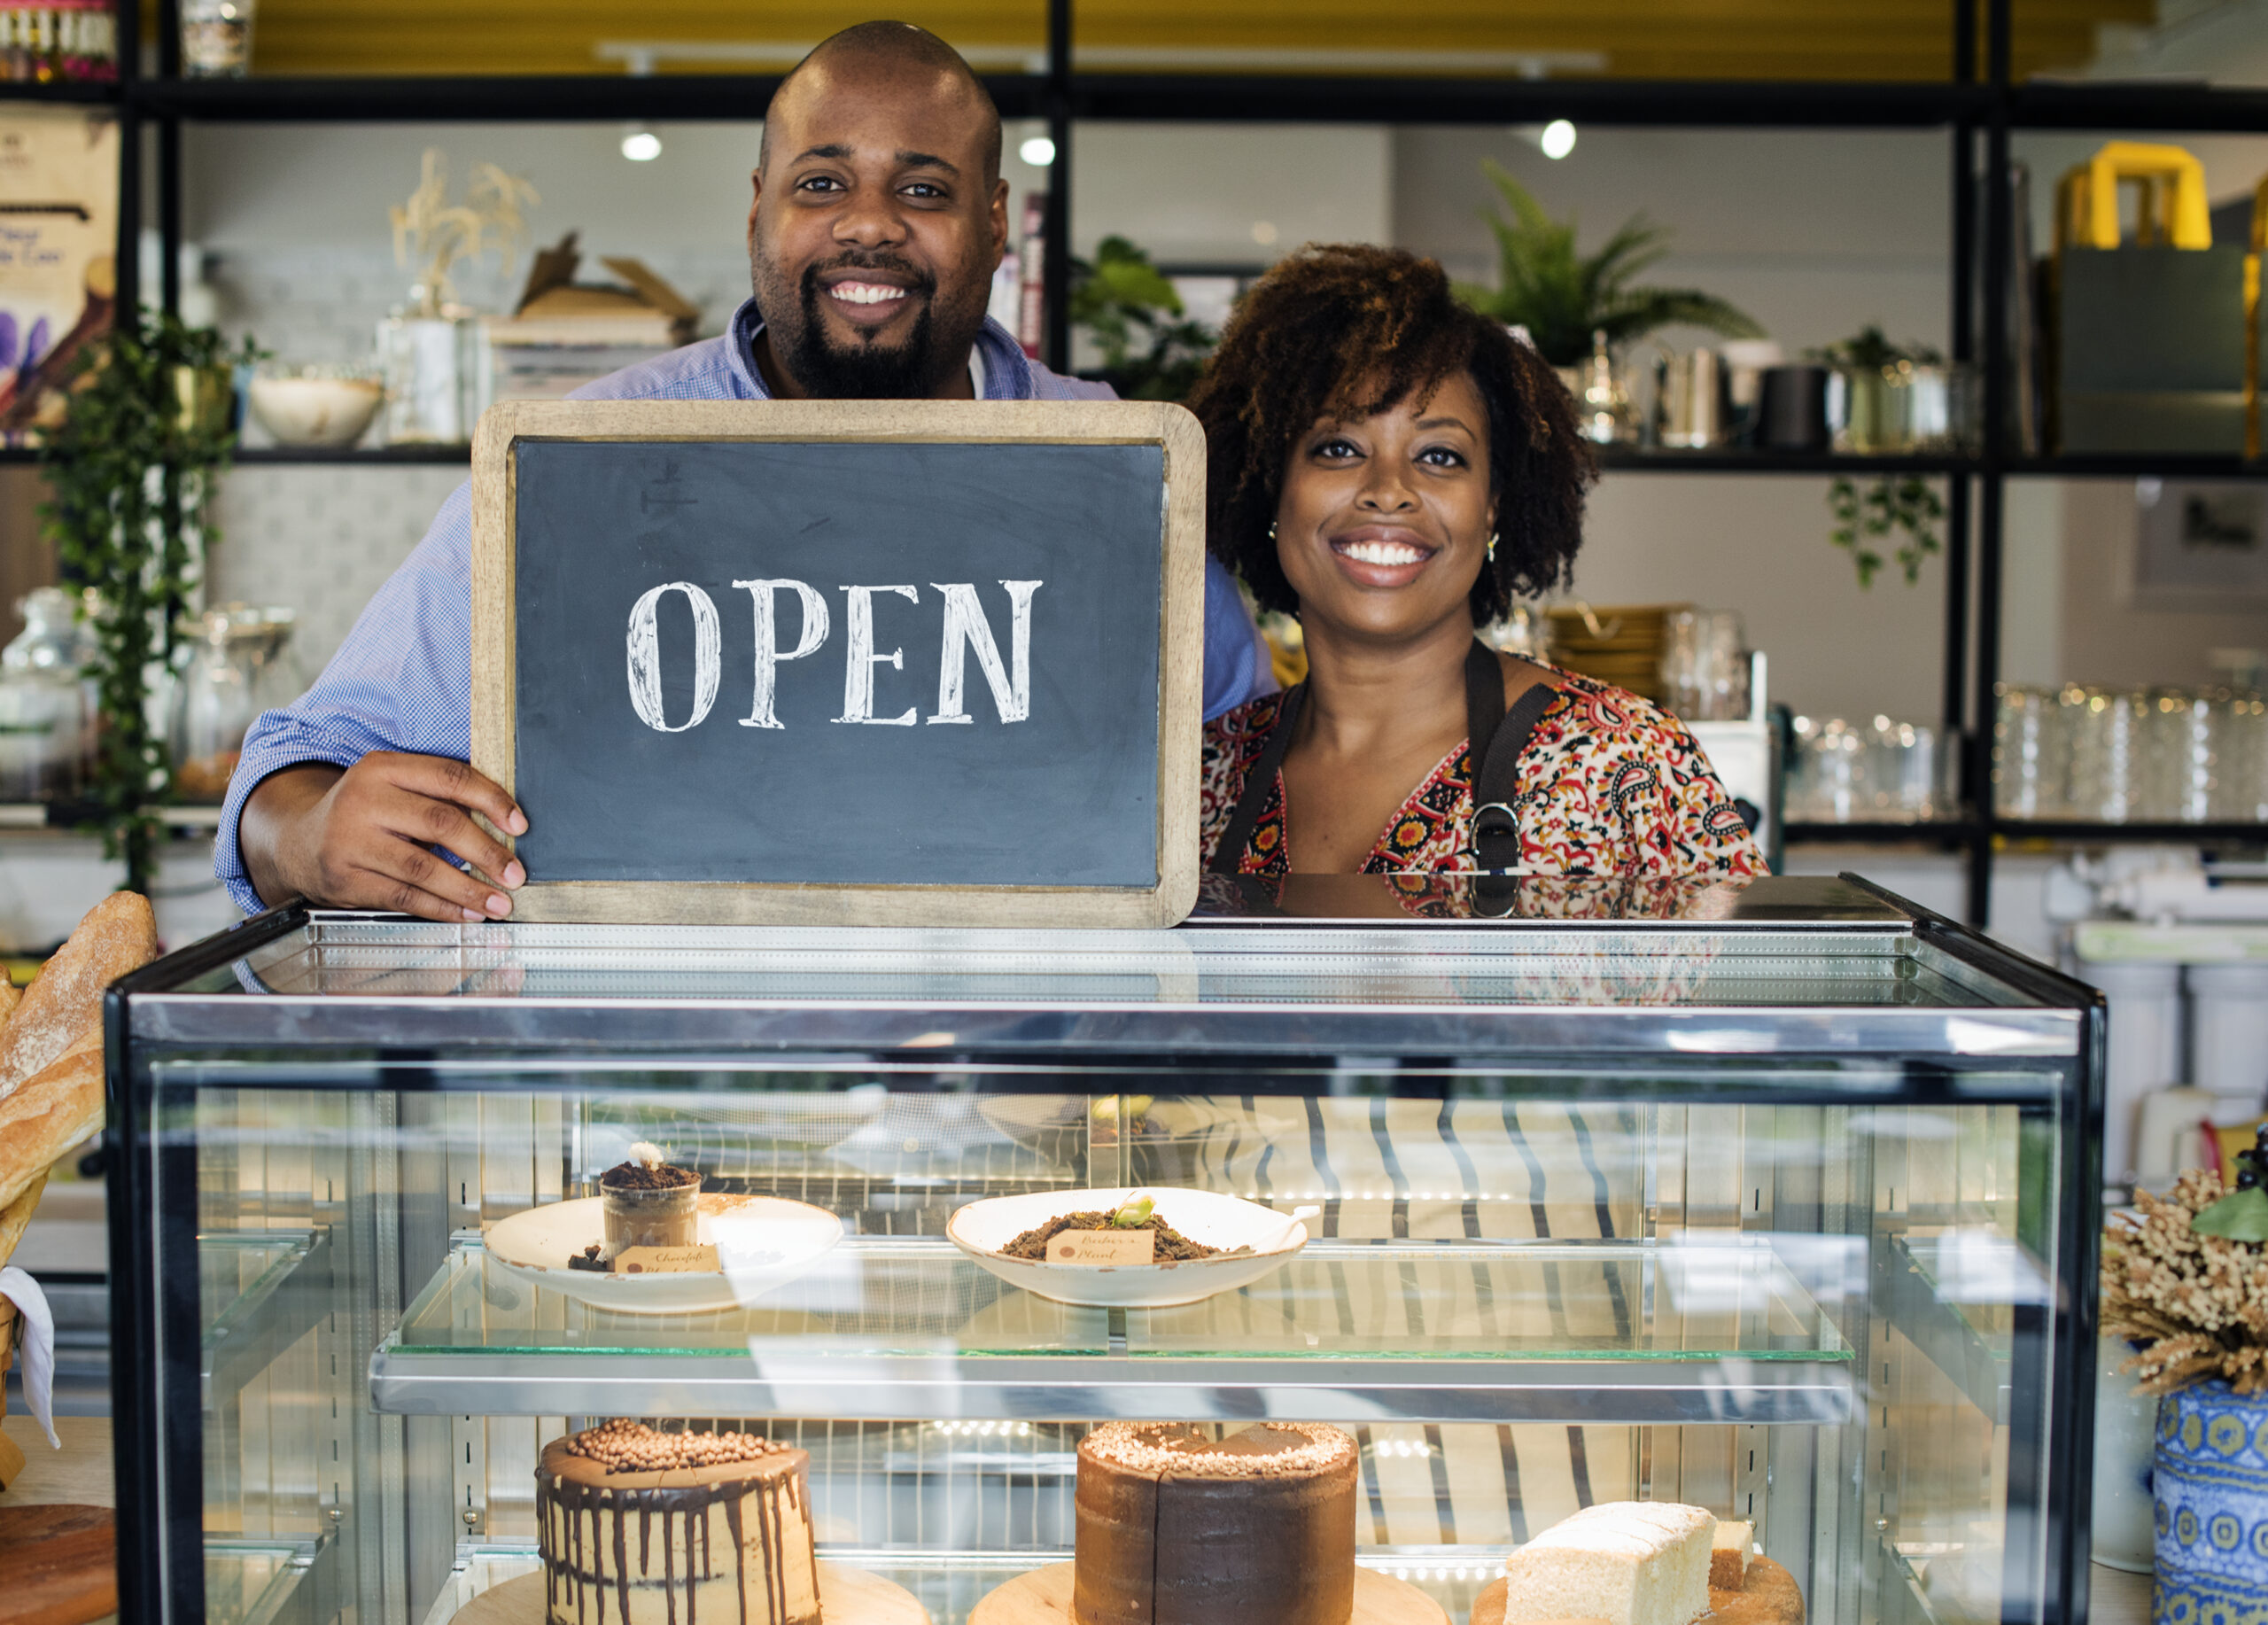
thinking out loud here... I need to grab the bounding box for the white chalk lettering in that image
[928,580,1041,724]
[834,584,919,726]
[734,579,830,729]
[625,582,720,732]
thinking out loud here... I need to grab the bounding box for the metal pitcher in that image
[1652,347,1726,447]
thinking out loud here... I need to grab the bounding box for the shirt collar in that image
[727,296,1035,402]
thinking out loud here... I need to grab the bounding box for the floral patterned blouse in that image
[1200,662,1767,878]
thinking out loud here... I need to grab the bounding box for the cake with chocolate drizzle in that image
[1073,1421,1356,1625]
[537,1419,821,1625]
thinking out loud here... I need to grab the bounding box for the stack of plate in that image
[1542,603,1688,702]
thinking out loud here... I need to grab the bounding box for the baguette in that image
[0,1032,103,1217]
[0,1167,48,1271]
[0,891,154,1106]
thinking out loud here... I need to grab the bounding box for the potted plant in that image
[2102,1150,2268,1621]
[1070,236,1216,403]
[1453,160,1761,371]
[1814,326,1961,588]
[39,308,256,890]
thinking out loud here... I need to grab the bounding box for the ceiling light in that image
[621,128,663,162]
[1540,119,1577,159]
[1251,220,1280,246]
[1019,135,1056,167]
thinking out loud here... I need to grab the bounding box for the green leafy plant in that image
[39,309,258,889]
[1454,160,1762,369]
[1818,326,1946,588]
[1070,236,1217,402]
[1827,476,1945,588]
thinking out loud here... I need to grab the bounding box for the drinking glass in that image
[2064,687,2149,822]
[1661,609,1749,721]
[1993,684,2064,819]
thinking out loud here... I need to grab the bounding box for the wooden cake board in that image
[1469,1559,1805,1625]
[455,1561,927,1625]
[0,1504,117,1625]
[970,1561,1448,1625]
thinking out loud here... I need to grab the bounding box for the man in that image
[220,21,1272,923]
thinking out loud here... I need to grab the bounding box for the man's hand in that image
[240,754,530,923]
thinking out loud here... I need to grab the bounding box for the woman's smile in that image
[1327,524,1440,587]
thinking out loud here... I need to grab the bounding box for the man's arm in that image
[218,480,532,922]
[1200,554,1278,720]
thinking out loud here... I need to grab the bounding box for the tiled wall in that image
[207,463,466,683]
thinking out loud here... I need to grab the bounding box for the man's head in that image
[750,23,1008,400]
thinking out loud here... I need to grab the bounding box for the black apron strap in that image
[1208,685,1306,875]
[1209,641,1557,878]
[1464,637,1504,765]
[1471,672,1559,876]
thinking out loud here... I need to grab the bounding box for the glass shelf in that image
[422,1543,1503,1625]
[205,1539,322,1625]
[1883,1230,2045,1427]
[201,1229,330,1411]
[370,1233,1852,1425]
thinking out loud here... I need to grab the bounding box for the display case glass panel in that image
[105,877,2098,1625]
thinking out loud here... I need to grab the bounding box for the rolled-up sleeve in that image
[214,480,478,914]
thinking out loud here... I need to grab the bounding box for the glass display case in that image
[102,875,2103,1625]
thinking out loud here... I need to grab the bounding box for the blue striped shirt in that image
[214,302,1273,914]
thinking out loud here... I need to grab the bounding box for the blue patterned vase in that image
[2155,1380,2268,1625]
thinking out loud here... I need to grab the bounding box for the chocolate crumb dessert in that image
[537,1419,820,1625]
[599,1142,702,1258]
[999,1209,1231,1263]
[1074,1421,1356,1625]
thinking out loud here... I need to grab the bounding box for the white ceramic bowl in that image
[483,1192,842,1316]
[947,1186,1309,1309]
[248,376,384,449]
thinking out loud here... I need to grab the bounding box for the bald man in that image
[221,22,1274,923]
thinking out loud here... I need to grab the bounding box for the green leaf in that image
[2194,1186,2268,1241]
[1111,1195,1155,1228]
[1457,160,1759,366]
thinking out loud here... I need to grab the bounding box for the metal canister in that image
[1653,348,1726,447]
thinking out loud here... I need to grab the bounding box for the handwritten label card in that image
[615,1244,721,1274]
[1048,1229,1156,1265]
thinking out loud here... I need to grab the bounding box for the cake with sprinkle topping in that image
[1073,1421,1356,1625]
[537,1419,821,1625]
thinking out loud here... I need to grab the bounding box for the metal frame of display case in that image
[0,0,2247,921]
[104,879,2106,1625]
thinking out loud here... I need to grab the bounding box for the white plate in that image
[947,1186,1309,1309]
[484,1193,842,1316]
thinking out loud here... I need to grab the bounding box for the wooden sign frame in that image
[470,399,1206,928]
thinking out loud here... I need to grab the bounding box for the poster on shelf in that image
[0,105,116,445]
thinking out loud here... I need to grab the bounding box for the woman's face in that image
[1273,370,1497,644]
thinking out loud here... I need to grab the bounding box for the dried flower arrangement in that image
[390,147,540,317]
[2102,1152,2268,1396]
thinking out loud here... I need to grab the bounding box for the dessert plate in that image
[483,1193,842,1316]
[947,1186,1309,1309]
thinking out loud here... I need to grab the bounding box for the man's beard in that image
[753,250,985,400]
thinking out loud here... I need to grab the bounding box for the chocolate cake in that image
[536,1419,821,1625]
[1073,1421,1357,1625]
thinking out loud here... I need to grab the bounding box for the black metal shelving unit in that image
[6,0,2263,922]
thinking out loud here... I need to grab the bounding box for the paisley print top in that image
[1200,662,1767,878]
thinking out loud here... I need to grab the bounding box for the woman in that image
[1188,245,1764,880]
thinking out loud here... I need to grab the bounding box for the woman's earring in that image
[1487,531,1499,564]
[1268,522,1278,543]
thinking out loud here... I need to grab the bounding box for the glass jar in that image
[2060,687,2150,823]
[1992,684,2065,819]
[1660,608,1748,721]
[2212,694,2268,822]
[601,1164,702,1256]
[169,603,296,803]
[180,0,252,77]
[0,586,94,800]
[1788,715,1868,822]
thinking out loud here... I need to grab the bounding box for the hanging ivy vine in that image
[37,310,257,890]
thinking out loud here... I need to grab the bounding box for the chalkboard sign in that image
[470,400,1205,927]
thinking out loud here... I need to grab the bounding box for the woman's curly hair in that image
[1186,243,1596,625]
